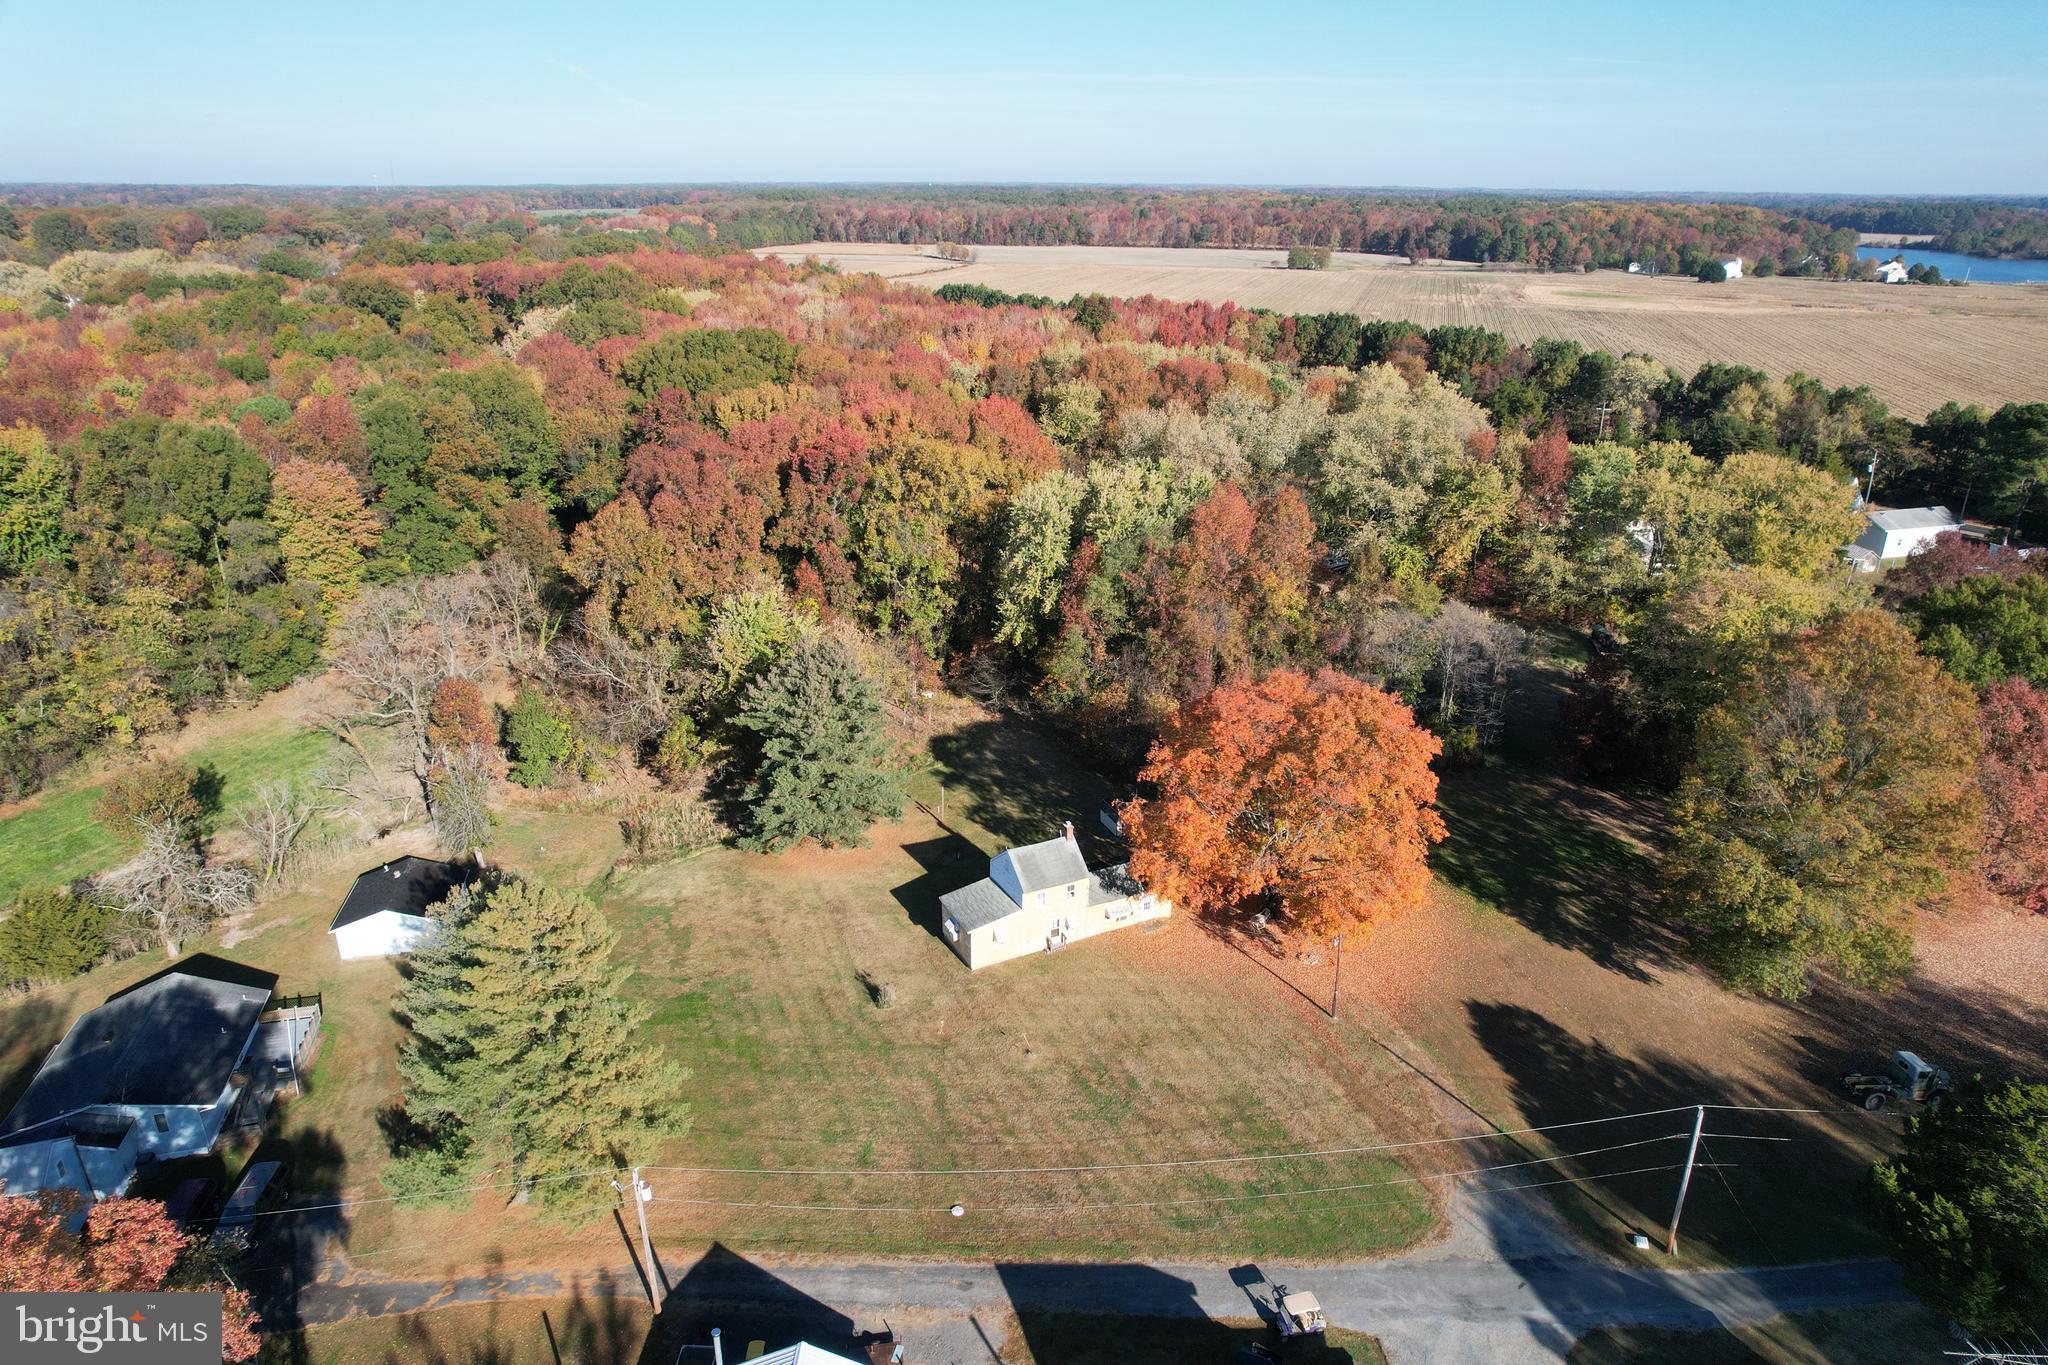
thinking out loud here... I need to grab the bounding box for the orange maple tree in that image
[0,1189,261,1359]
[1124,669,1446,937]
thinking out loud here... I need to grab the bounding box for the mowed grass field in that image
[0,683,338,904]
[761,242,2048,418]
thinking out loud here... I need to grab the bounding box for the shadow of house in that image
[999,1262,1369,1364]
[648,1244,880,1365]
[890,833,990,939]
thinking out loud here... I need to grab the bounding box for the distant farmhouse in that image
[1845,505,1962,572]
[1720,256,1744,280]
[1875,259,1912,285]
[0,958,314,1223]
[329,855,471,959]
[938,824,1169,970]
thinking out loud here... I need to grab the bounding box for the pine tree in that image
[388,879,686,1202]
[734,637,903,852]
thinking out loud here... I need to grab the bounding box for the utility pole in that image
[632,1167,662,1304]
[1330,934,1345,1020]
[1665,1105,1706,1256]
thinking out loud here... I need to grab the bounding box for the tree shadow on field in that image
[1432,658,1678,983]
[1777,966,2048,1099]
[929,717,1119,861]
[1465,1000,1885,1266]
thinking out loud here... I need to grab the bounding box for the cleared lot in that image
[762,242,2048,417]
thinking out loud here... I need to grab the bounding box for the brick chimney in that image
[1062,820,1075,843]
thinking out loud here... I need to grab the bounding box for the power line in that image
[643,1104,1701,1179]
[645,1132,1689,1217]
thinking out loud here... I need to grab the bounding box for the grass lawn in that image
[168,698,1444,1278]
[0,691,337,903]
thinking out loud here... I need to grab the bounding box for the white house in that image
[1845,505,1962,571]
[0,961,276,1223]
[329,856,470,959]
[747,1346,864,1365]
[1875,259,1912,285]
[1719,256,1744,280]
[938,824,1169,970]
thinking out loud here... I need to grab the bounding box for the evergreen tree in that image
[734,637,903,852]
[1870,1077,2048,1332]
[388,879,686,1202]
[0,889,111,986]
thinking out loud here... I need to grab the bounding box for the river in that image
[1853,245,2048,284]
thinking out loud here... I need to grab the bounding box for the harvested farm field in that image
[759,243,2048,417]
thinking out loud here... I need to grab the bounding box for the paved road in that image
[261,1242,1905,1364]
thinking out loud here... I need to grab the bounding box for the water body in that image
[1853,245,2048,284]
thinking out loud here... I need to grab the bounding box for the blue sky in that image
[3,0,2045,192]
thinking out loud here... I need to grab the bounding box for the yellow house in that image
[938,823,1170,970]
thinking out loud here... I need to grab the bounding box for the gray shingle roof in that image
[330,855,470,932]
[0,960,277,1141]
[938,877,1020,933]
[996,835,1088,894]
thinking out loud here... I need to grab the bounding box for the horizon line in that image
[2,180,2045,202]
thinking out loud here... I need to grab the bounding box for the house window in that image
[1067,882,1078,899]
[153,1112,169,1134]
[943,917,959,943]
[1106,902,1133,922]
[56,1160,67,1179]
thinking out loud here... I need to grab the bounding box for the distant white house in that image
[1875,259,1911,285]
[1626,261,1644,274]
[329,856,470,959]
[1845,505,1962,571]
[938,824,1169,970]
[1719,256,1744,280]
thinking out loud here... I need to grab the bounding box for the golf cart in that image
[1273,1285,1327,1339]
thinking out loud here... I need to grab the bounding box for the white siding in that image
[332,911,439,959]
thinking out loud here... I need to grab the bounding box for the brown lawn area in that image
[8,657,2045,1297]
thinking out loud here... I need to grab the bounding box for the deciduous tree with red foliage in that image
[0,1191,259,1359]
[1137,483,1319,704]
[1980,678,2048,911]
[1521,422,1571,522]
[1124,669,1445,938]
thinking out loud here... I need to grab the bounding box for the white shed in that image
[1847,506,1962,570]
[329,856,470,959]
[1720,256,1744,280]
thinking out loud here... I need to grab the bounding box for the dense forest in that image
[0,187,1857,275]
[1752,196,2048,260]
[2,195,2045,1001]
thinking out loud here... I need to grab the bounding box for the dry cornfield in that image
[761,243,2048,418]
